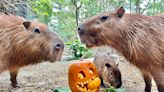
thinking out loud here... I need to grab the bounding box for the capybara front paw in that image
[11,83,20,88]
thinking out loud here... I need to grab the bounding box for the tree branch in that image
[140,0,151,14]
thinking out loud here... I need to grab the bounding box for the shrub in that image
[66,39,93,59]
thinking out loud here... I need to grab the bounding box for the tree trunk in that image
[75,8,79,26]
[71,0,81,27]
[136,0,140,13]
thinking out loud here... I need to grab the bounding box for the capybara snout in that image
[113,68,122,88]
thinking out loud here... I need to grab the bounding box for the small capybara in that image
[93,53,122,88]
[77,7,164,92]
[0,13,64,87]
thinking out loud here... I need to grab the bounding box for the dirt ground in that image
[0,58,158,92]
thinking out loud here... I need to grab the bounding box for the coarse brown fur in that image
[77,7,164,92]
[0,13,64,87]
[93,53,122,88]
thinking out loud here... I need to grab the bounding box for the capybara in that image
[93,53,122,88]
[77,7,164,92]
[0,13,64,87]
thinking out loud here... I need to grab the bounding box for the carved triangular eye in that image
[89,68,94,74]
[78,71,85,79]
[33,28,40,33]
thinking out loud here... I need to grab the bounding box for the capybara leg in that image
[155,80,164,92]
[151,70,164,92]
[154,79,164,92]
[9,68,19,88]
[142,71,152,92]
[100,77,105,88]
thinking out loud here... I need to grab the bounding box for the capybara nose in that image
[77,25,85,35]
[54,43,64,50]
[77,27,83,35]
[115,81,122,88]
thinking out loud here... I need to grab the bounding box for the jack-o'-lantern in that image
[68,60,101,92]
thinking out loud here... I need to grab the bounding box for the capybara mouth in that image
[49,51,63,62]
[48,57,61,63]
[76,76,101,92]
[80,36,103,48]
[50,60,54,63]
[85,42,94,48]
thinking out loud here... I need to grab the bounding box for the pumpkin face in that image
[68,60,101,92]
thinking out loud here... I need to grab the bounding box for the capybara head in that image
[103,63,122,88]
[77,7,127,47]
[93,53,122,88]
[0,14,64,68]
[22,21,64,62]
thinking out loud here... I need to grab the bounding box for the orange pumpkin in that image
[68,60,101,92]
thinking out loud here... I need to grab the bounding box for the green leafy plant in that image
[101,86,116,92]
[54,87,71,92]
[101,86,126,92]
[66,39,93,59]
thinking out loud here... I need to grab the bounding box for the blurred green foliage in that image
[30,0,163,40]
[30,0,53,24]
[65,39,93,59]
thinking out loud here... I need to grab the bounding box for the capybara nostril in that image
[77,27,81,31]
[77,27,82,34]
[77,26,85,35]
[54,43,64,49]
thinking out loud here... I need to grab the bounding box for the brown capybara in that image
[77,7,164,92]
[93,53,122,88]
[0,13,64,88]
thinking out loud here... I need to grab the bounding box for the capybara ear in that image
[117,63,119,66]
[23,21,31,29]
[116,7,125,18]
[105,63,111,68]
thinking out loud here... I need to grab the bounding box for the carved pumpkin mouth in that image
[76,76,101,92]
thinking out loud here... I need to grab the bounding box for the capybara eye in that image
[100,16,108,22]
[108,71,113,77]
[33,28,40,33]
[54,43,64,50]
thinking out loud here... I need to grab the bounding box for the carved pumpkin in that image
[68,60,101,92]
